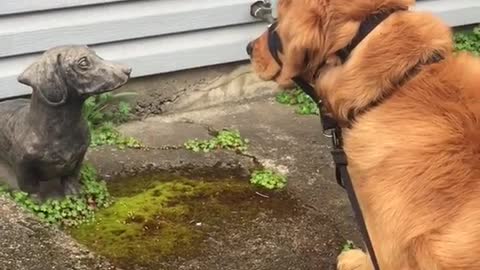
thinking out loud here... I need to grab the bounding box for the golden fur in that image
[248,0,480,269]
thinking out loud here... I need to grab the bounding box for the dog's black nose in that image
[246,42,253,56]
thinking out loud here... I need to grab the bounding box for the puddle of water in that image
[69,172,299,269]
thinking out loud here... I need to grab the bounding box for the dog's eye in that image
[78,57,90,69]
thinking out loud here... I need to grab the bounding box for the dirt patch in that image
[116,63,279,118]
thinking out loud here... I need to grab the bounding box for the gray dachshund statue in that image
[0,45,131,199]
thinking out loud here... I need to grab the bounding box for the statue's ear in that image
[17,53,68,106]
[17,62,38,87]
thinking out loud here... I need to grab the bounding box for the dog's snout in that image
[246,42,253,56]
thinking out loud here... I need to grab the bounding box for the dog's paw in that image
[337,249,367,270]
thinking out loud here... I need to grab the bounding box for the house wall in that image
[0,0,479,99]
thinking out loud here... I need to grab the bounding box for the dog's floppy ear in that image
[276,41,309,85]
[276,13,327,86]
[18,53,68,106]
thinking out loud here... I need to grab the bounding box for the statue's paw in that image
[29,192,43,203]
[63,178,82,196]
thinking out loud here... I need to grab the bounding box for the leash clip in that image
[250,1,274,23]
[331,128,343,149]
[331,129,339,148]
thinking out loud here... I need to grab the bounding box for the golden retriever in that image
[247,0,480,269]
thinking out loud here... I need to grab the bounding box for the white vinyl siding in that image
[0,0,478,99]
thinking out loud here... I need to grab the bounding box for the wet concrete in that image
[0,97,361,270]
[118,97,361,244]
[109,98,361,269]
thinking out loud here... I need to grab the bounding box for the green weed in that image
[83,92,136,127]
[90,122,143,149]
[454,26,480,55]
[0,165,111,227]
[83,92,142,149]
[184,129,249,153]
[276,88,319,115]
[250,169,287,190]
[341,240,356,252]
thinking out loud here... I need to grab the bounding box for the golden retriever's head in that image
[247,0,415,87]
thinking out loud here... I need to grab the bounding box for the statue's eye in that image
[78,57,90,69]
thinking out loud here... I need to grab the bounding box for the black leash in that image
[329,127,382,270]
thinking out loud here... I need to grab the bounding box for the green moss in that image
[69,173,294,269]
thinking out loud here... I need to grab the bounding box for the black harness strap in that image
[267,21,284,67]
[292,76,339,131]
[336,9,405,62]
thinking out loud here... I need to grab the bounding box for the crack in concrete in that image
[164,88,187,104]
[138,88,188,120]
[129,120,263,170]
[131,146,263,172]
